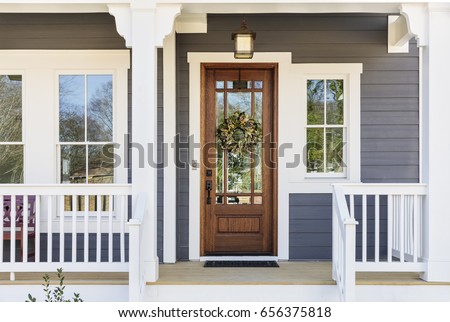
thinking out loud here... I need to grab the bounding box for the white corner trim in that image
[388,15,412,53]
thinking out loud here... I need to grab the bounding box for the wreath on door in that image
[216,110,262,155]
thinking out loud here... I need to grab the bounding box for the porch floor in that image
[148,261,450,286]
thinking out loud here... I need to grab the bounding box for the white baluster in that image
[35,196,40,263]
[120,195,126,263]
[362,194,367,262]
[47,196,53,263]
[72,195,77,263]
[387,194,393,263]
[375,194,380,263]
[23,195,28,263]
[84,195,89,262]
[413,195,419,263]
[59,195,64,263]
[399,194,405,262]
[96,195,101,263]
[11,196,16,263]
[108,195,113,263]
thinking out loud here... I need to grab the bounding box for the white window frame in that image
[56,70,121,186]
[289,63,362,184]
[304,75,348,179]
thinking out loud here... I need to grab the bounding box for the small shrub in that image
[26,268,83,302]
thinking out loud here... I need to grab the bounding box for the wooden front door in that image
[201,63,277,255]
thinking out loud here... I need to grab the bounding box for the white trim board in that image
[187,52,362,261]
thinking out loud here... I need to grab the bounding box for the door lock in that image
[206,180,212,204]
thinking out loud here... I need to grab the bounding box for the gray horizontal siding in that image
[0,13,125,49]
[289,194,333,260]
[178,13,419,260]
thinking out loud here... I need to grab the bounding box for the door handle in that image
[206,180,212,204]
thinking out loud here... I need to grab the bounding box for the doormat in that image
[204,261,279,268]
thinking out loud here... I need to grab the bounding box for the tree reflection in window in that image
[59,75,113,185]
[306,79,345,174]
[59,75,114,211]
[0,75,23,183]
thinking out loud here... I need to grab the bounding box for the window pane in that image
[216,92,224,193]
[59,75,85,142]
[326,80,344,125]
[254,92,262,123]
[87,75,113,142]
[254,143,262,193]
[216,81,224,89]
[227,92,251,115]
[227,152,251,193]
[227,196,251,205]
[306,128,324,173]
[61,145,86,183]
[326,128,344,173]
[0,75,22,142]
[307,80,324,125]
[0,145,23,183]
[88,144,114,184]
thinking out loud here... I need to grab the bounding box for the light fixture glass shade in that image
[232,19,256,59]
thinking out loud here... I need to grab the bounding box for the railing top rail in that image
[332,183,427,195]
[0,184,132,195]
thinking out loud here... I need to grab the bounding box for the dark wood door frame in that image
[200,63,278,256]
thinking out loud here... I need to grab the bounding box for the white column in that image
[130,0,159,281]
[421,4,450,282]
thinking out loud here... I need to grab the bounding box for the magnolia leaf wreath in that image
[216,111,262,155]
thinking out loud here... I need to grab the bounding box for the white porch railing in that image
[127,192,146,302]
[332,185,358,301]
[332,183,427,301]
[0,184,131,279]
